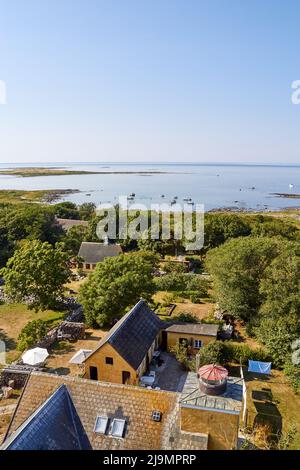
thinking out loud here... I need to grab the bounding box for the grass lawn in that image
[234,366,300,450]
[0,303,64,363]
[153,290,215,321]
[44,328,105,376]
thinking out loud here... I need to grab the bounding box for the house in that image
[78,241,123,270]
[163,323,219,354]
[1,367,244,450]
[56,218,89,232]
[83,300,164,385]
[180,366,244,450]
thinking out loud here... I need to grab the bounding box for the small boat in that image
[127,196,134,201]
[174,196,178,199]
[289,183,294,189]
[161,194,165,198]
[85,193,91,196]
[187,200,194,205]
[183,197,192,201]
[170,199,176,205]
[130,192,135,197]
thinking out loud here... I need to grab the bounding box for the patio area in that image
[141,351,188,392]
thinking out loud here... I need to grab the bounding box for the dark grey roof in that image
[85,300,164,370]
[165,323,219,337]
[2,385,91,450]
[78,242,122,264]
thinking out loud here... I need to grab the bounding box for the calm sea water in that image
[0,162,299,211]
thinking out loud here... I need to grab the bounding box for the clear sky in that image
[0,0,299,164]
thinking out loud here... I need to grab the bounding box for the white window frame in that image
[110,418,126,438]
[94,416,109,434]
[194,339,202,349]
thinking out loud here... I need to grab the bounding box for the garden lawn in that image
[0,303,64,363]
[243,368,300,450]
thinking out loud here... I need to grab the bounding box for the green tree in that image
[79,251,159,327]
[254,316,300,367]
[199,341,226,366]
[1,240,72,311]
[259,244,300,319]
[61,225,88,255]
[78,202,96,220]
[206,237,281,321]
[203,213,251,251]
[17,319,48,351]
[0,204,62,266]
[54,201,79,219]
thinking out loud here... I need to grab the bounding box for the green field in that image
[0,303,64,363]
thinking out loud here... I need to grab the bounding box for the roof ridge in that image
[83,299,149,362]
[29,370,180,396]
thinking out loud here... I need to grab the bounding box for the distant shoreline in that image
[271,193,300,199]
[0,167,179,177]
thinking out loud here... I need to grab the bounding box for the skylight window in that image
[151,410,162,422]
[110,418,126,438]
[94,416,109,434]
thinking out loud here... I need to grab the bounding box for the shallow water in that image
[0,162,299,211]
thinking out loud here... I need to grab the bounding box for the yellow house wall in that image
[84,343,138,385]
[181,406,239,450]
[167,332,216,354]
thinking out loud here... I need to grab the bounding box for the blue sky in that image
[0,0,299,163]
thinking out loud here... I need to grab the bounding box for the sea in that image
[0,162,299,212]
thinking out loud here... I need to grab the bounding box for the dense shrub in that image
[199,341,269,366]
[199,342,226,366]
[284,361,300,395]
[223,342,270,365]
[18,319,48,351]
[155,273,187,291]
[166,312,198,323]
[163,262,187,273]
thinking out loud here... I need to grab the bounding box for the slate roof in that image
[1,372,200,450]
[85,300,164,370]
[78,242,123,264]
[2,384,91,450]
[56,218,88,231]
[165,323,219,337]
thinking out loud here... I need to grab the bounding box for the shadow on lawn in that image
[0,329,17,352]
[252,387,282,437]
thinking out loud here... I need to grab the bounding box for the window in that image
[94,416,108,434]
[105,357,113,365]
[194,339,202,349]
[151,410,162,422]
[110,418,126,438]
[85,263,90,270]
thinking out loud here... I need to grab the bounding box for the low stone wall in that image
[0,367,30,388]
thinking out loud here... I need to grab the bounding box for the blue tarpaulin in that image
[248,360,272,375]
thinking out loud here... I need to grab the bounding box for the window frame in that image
[194,339,202,349]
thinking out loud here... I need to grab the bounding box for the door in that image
[161,331,167,351]
[122,371,131,384]
[89,366,98,380]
